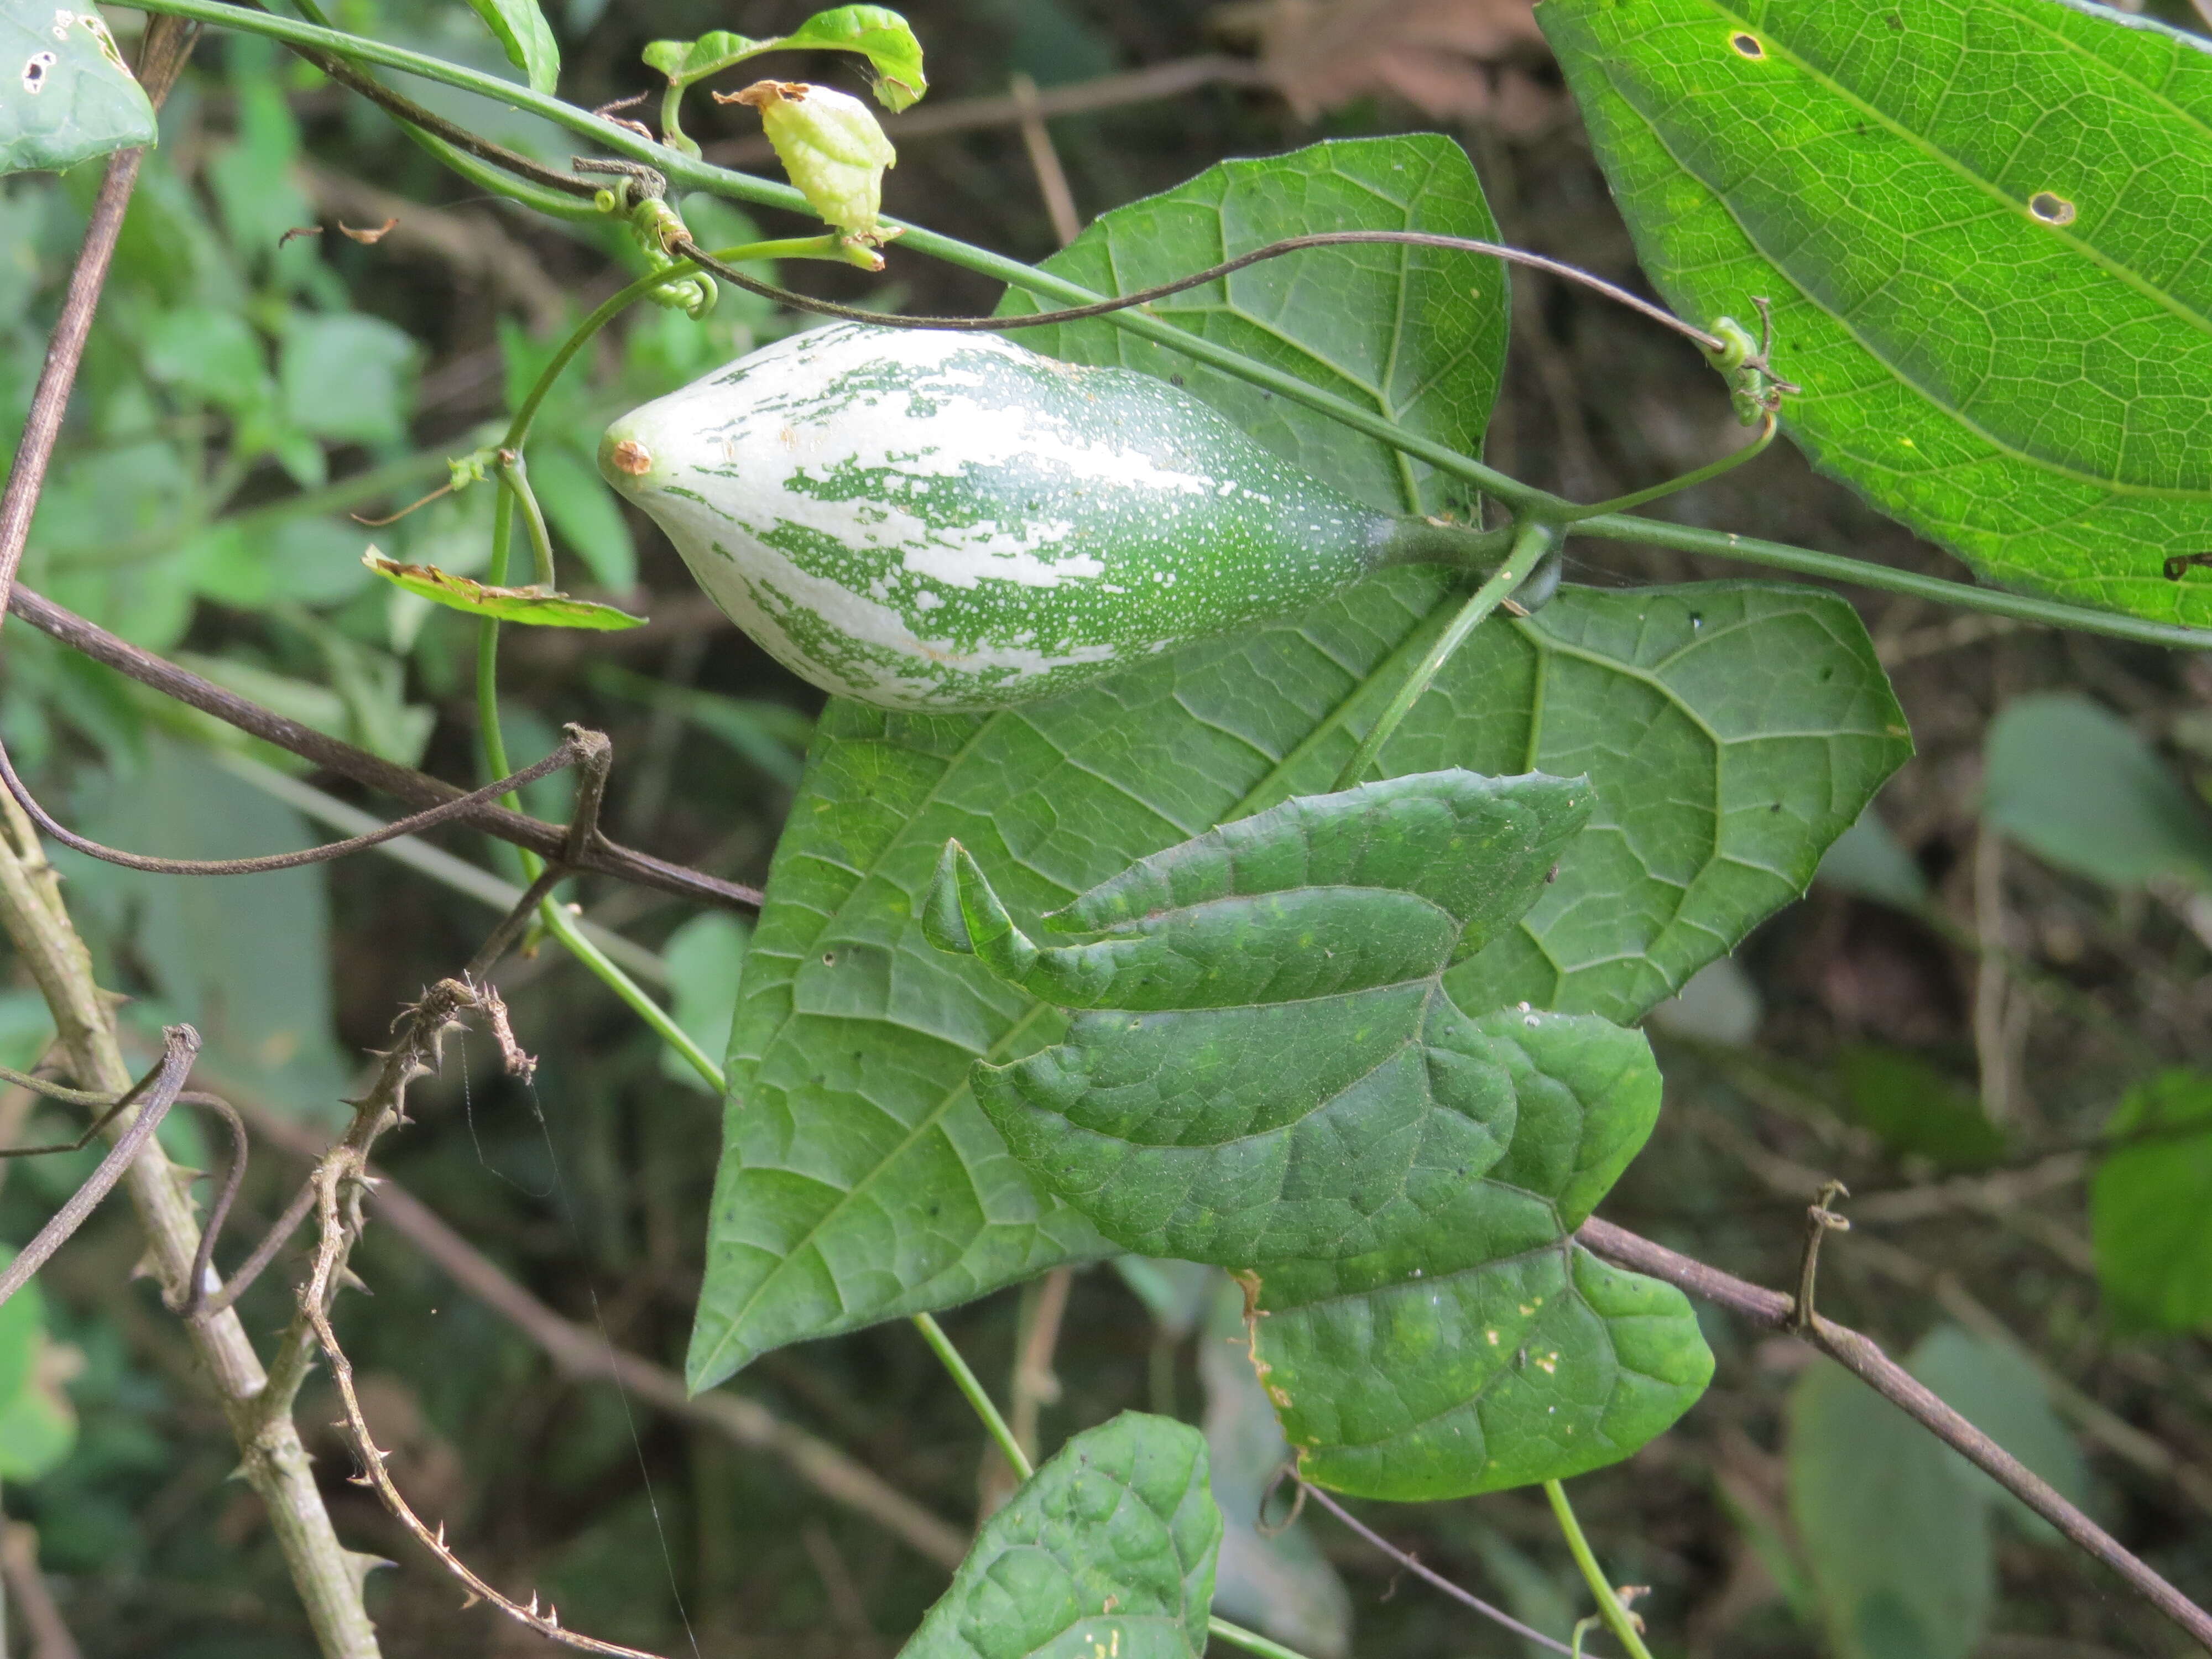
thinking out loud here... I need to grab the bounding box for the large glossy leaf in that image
[927,774,1712,1499]
[0,3,154,176]
[686,580,1906,1387]
[685,135,1908,1391]
[1542,0,2212,628]
[898,1413,1220,1659]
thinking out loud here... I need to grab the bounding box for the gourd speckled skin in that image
[599,321,1508,711]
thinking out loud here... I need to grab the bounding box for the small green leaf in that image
[362,552,646,630]
[142,307,270,413]
[646,7,925,108]
[462,0,560,95]
[931,775,1713,1499]
[0,3,155,175]
[1788,1355,1993,1659]
[2091,1069,2212,1333]
[1542,0,2212,628]
[773,6,927,109]
[1985,693,2212,892]
[1815,808,1929,911]
[898,1412,1220,1659]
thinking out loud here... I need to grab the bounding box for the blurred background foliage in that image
[3,1,2212,1655]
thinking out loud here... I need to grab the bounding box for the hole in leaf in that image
[22,51,55,92]
[2028,191,2077,226]
[1730,32,1765,58]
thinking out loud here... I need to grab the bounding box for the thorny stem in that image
[1545,1480,1657,1659]
[0,17,387,1656]
[1334,520,1558,791]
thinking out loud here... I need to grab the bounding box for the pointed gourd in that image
[600,322,1521,710]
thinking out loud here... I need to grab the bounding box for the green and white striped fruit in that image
[599,321,1522,711]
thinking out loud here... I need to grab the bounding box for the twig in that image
[0,765,382,1659]
[0,1523,81,1659]
[189,1170,316,1320]
[1009,74,1080,247]
[1790,1179,1850,1333]
[0,1027,199,1310]
[1575,1215,2212,1652]
[6,585,761,912]
[0,727,588,877]
[302,1154,665,1658]
[1295,1479,1584,1657]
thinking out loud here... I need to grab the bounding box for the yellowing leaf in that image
[361,551,645,630]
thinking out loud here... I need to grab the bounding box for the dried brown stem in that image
[6,585,761,911]
[0,728,587,877]
[0,1026,199,1310]
[0,1523,82,1659]
[1575,1216,2212,1652]
[1295,1478,1584,1657]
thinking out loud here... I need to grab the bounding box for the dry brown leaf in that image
[1217,0,1562,133]
[338,216,399,244]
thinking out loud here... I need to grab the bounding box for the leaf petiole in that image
[1549,411,1778,525]
[1334,519,1559,791]
[910,1311,1031,1479]
[1545,1478,1657,1659]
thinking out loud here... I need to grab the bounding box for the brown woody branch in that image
[6,586,761,911]
[1575,1215,2212,1652]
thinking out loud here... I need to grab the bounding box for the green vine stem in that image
[1206,1616,1317,1659]
[113,0,2212,654]
[467,239,837,1087]
[911,1311,1031,1479]
[1545,1478,1657,1659]
[1334,520,1558,791]
[1552,412,1777,524]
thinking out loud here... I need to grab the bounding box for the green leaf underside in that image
[1541,0,2212,628]
[684,578,1908,1390]
[462,0,559,94]
[1,3,155,175]
[898,1413,1220,1659]
[930,774,1712,1499]
[685,134,1908,1392]
[363,555,646,630]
